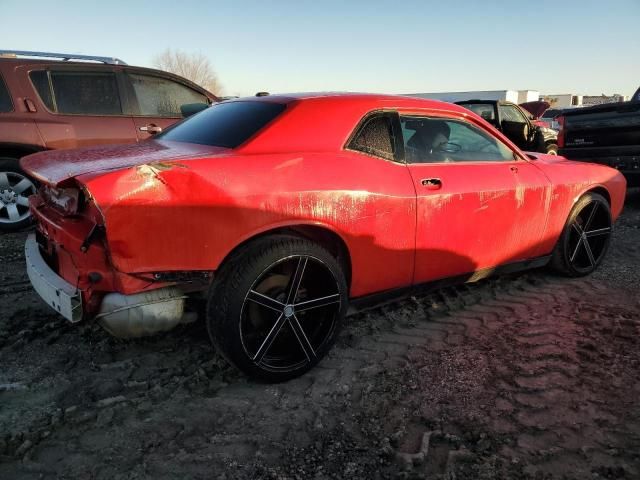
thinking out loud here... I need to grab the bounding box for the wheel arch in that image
[216,223,353,289]
[0,143,46,161]
[585,185,611,206]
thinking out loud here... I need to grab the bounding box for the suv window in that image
[348,114,396,161]
[29,71,55,111]
[401,116,514,163]
[51,71,122,115]
[128,73,207,117]
[158,101,285,148]
[0,75,12,113]
[500,105,527,123]
[460,103,496,123]
[29,70,122,115]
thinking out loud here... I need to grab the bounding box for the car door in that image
[123,71,210,140]
[398,111,550,284]
[499,104,534,151]
[24,66,138,149]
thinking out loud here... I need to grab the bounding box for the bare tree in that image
[153,49,222,95]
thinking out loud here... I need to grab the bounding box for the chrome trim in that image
[25,234,82,322]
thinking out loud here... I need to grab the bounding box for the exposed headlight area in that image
[40,184,85,216]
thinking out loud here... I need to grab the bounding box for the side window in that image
[29,71,55,111]
[50,71,122,115]
[0,75,13,113]
[400,116,515,163]
[462,103,496,124]
[500,105,527,124]
[348,114,396,161]
[128,73,207,117]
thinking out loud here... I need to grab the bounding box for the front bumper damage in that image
[25,234,193,338]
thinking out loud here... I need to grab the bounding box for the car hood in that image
[519,101,550,118]
[20,140,229,186]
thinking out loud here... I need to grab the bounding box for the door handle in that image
[510,165,518,173]
[139,124,163,134]
[421,178,442,190]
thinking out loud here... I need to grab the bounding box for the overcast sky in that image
[2,0,638,97]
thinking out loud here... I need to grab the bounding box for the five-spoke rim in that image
[240,255,341,372]
[0,171,36,224]
[567,199,612,272]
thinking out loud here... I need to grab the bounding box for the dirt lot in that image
[1,189,639,480]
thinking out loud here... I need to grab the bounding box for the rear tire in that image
[206,236,348,382]
[0,158,37,232]
[550,192,612,277]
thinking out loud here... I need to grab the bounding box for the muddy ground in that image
[1,189,639,480]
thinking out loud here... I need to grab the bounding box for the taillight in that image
[556,115,565,148]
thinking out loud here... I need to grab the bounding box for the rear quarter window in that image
[0,74,13,113]
[158,101,286,148]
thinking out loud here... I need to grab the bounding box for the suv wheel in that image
[0,158,37,232]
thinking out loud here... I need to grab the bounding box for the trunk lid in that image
[20,140,230,186]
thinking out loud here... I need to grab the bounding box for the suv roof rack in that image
[0,50,127,65]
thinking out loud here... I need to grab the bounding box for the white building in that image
[540,93,629,108]
[407,90,539,104]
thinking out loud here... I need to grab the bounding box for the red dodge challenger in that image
[21,93,626,381]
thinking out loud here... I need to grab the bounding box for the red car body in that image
[21,93,626,379]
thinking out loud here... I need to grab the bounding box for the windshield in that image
[158,101,286,148]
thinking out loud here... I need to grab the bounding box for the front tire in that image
[550,192,612,277]
[0,158,37,232]
[207,236,348,382]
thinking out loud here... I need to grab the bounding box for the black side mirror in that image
[180,103,209,118]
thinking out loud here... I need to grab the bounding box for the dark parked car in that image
[0,50,218,231]
[557,86,640,187]
[456,100,558,155]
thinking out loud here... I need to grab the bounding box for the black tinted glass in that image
[349,115,395,160]
[29,71,54,111]
[51,72,122,115]
[159,101,286,148]
[0,75,12,112]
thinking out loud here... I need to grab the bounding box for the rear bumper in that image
[26,233,191,337]
[25,233,83,322]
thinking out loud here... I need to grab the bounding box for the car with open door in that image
[456,99,559,155]
[0,50,218,232]
[21,93,626,382]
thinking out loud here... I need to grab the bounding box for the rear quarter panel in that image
[79,151,418,297]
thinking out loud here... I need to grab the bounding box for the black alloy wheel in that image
[551,192,612,276]
[207,237,347,382]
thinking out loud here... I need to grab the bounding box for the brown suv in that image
[0,50,218,231]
